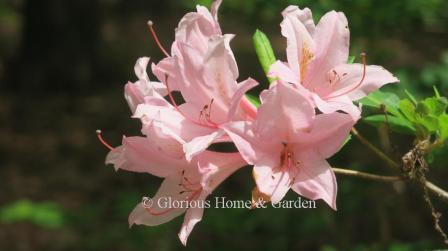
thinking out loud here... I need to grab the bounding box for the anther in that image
[147,20,170,57]
[96,129,115,151]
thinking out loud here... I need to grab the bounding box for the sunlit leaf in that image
[245,94,261,107]
[414,113,439,133]
[347,56,355,64]
[433,85,441,98]
[439,114,448,140]
[253,29,276,84]
[404,89,418,105]
[398,99,416,121]
[359,90,401,117]
[416,97,447,117]
[363,114,415,134]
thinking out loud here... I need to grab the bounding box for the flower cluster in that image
[103,0,398,245]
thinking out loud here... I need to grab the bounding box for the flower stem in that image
[351,128,400,169]
[332,167,448,203]
[332,167,401,182]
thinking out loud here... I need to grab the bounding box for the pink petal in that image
[105,136,184,177]
[268,61,299,85]
[176,35,240,124]
[134,57,150,81]
[256,81,314,142]
[291,150,337,210]
[183,130,226,162]
[292,112,357,158]
[177,151,246,245]
[124,58,167,112]
[175,4,222,57]
[328,63,400,101]
[124,81,145,113]
[280,6,315,80]
[211,0,223,24]
[124,81,167,113]
[152,58,181,92]
[312,93,361,119]
[221,121,281,167]
[134,103,214,143]
[282,5,315,35]
[253,164,291,204]
[178,206,205,246]
[305,11,349,90]
[226,77,259,121]
[197,151,247,191]
[128,172,196,227]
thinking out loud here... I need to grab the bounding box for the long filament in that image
[147,20,170,57]
[96,130,115,151]
[164,75,218,129]
[326,52,367,99]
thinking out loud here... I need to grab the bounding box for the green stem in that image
[351,128,400,169]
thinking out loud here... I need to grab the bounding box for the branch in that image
[332,168,448,203]
[332,167,401,182]
[351,128,400,169]
[425,181,448,203]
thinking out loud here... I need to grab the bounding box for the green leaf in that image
[398,99,416,122]
[253,29,276,84]
[414,114,439,133]
[341,134,352,148]
[363,114,415,134]
[245,94,261,107]
[347,55,355,64]
[359,90,401,117]
[439,114,448,140]
[416,97,447,117]
[433,86,441,98]
[404,89,418,105]
[411,97,447,135]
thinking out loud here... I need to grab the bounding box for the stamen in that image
[164,75,218,129]
[205,99,215,124]
[326,52,367,99]
[96,130,115,151]
[147,20,170,57]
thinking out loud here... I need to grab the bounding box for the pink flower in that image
[222,81,358,209]
[105,2,254,245]
[146,2,258,161]
[269,5,399,118]
[106,129,247,245]
[124,57,168,113]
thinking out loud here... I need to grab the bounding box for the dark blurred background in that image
[1,0,448,250]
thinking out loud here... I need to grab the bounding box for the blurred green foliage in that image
[0,200,65,229]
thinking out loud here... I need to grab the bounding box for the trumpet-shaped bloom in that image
[106,131,246,246]
[269,5,399,117]
[149,5,258,160]
[222,81,358,209]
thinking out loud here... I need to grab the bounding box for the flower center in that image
[324,52,367,100]
[279,143,301,172]
[300,43,314,86]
